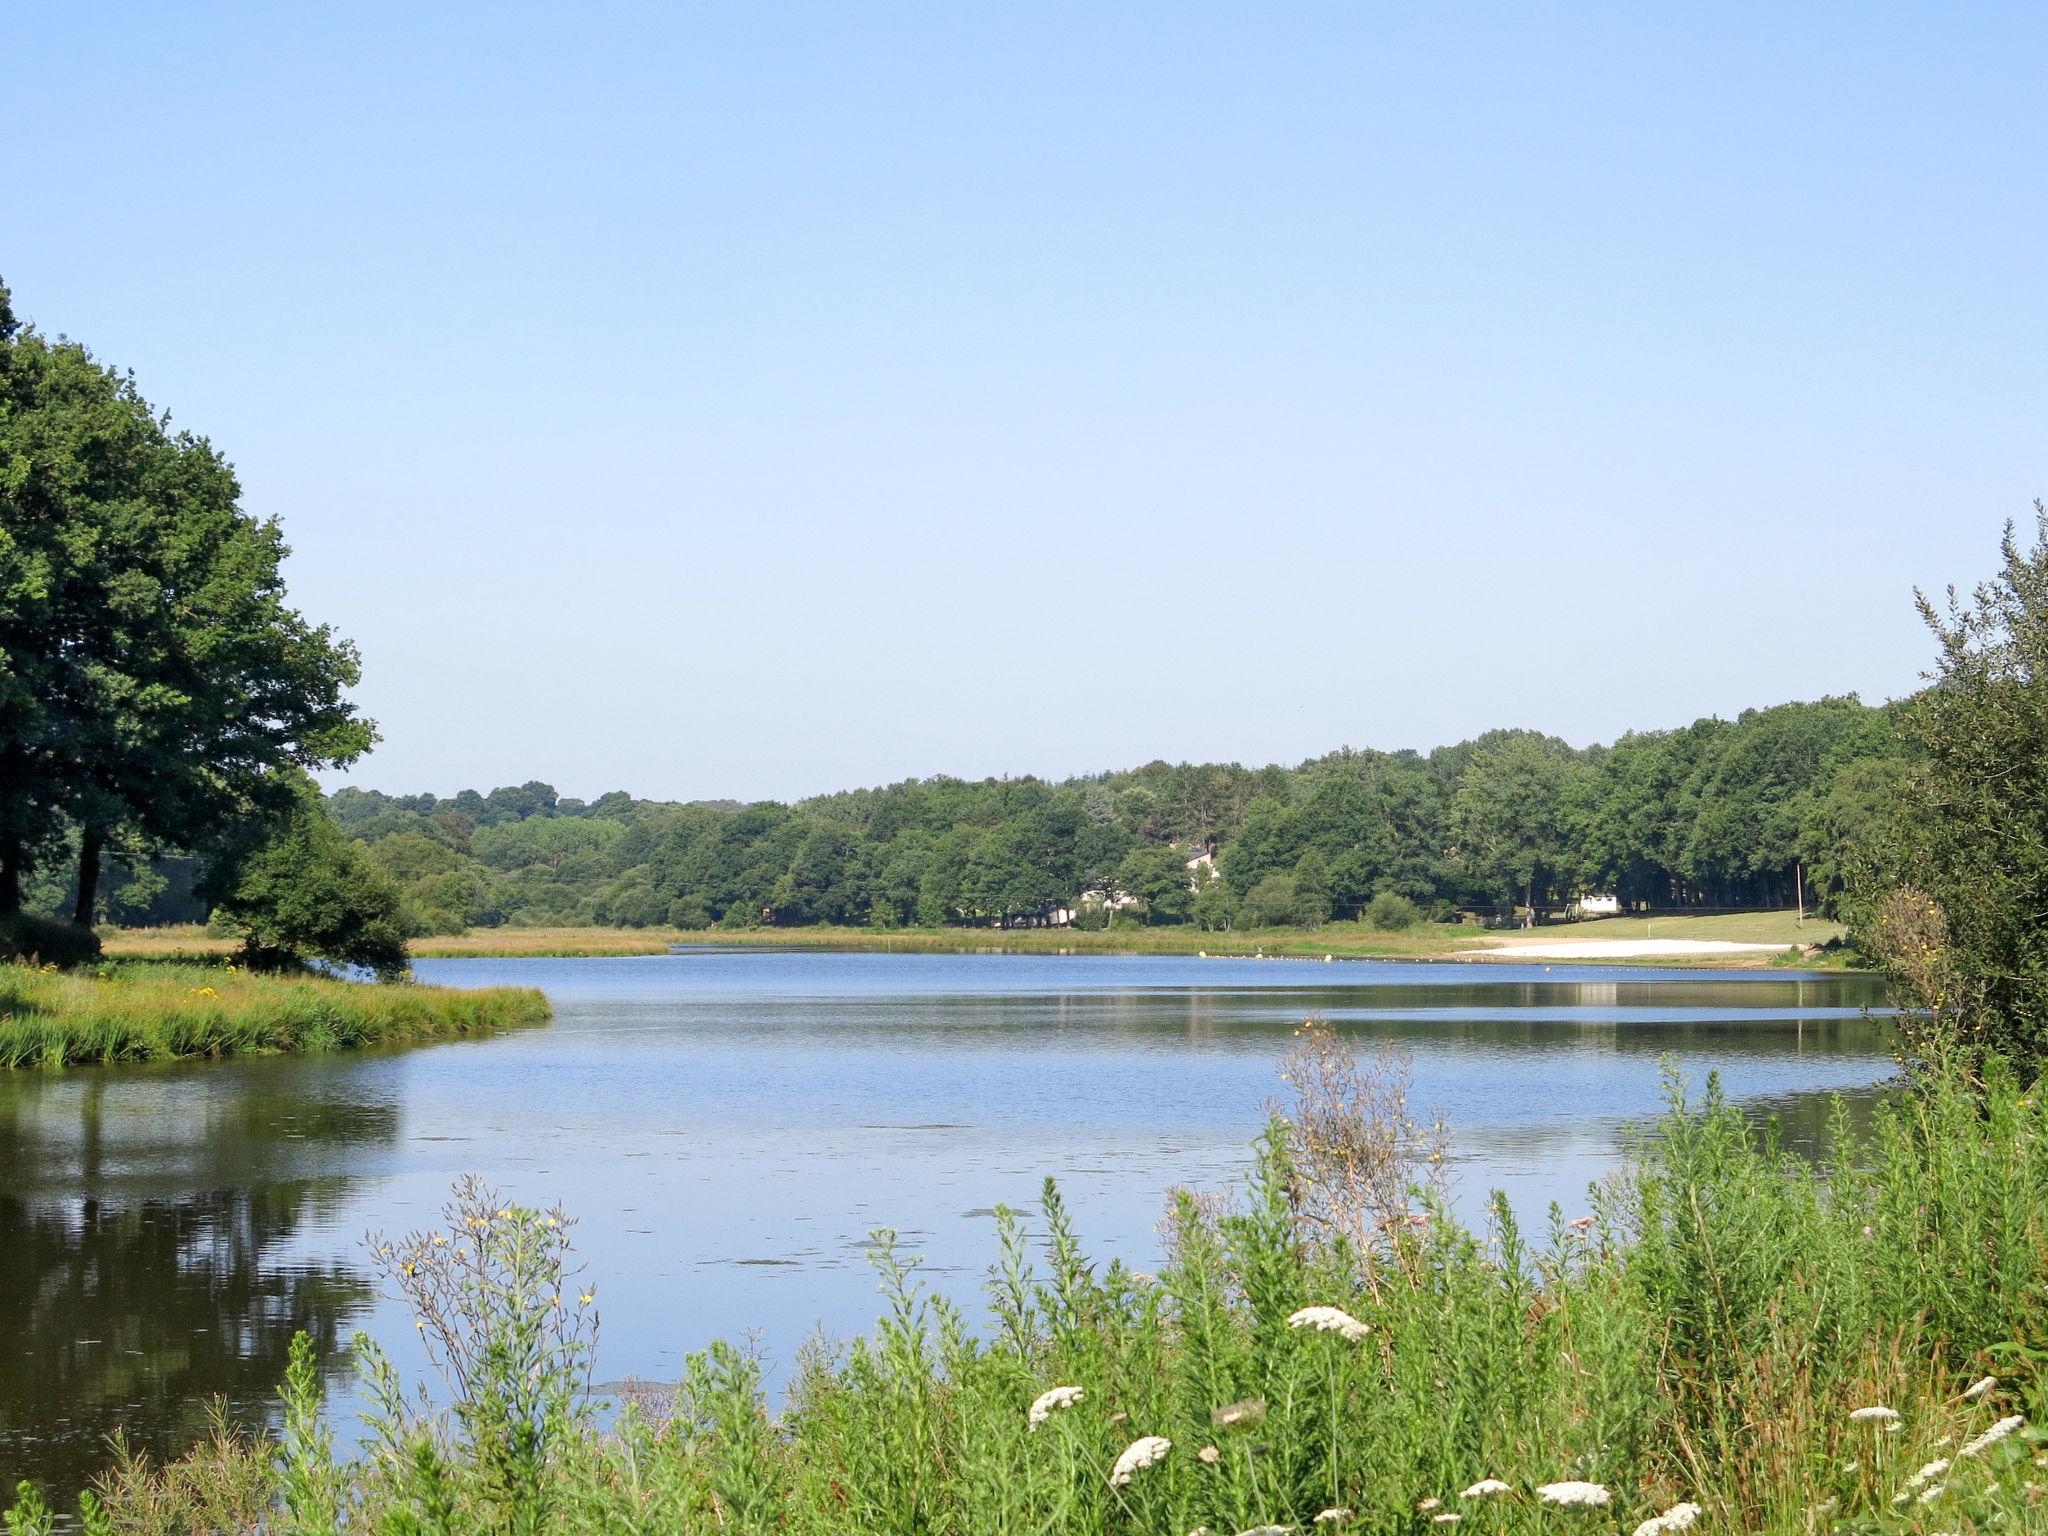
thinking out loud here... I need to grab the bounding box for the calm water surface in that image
[0,950,1890,1492]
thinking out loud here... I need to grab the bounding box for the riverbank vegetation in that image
[0,278,412,980]
[16,1022,2044,1534]
[0,963,548,1068]
[96,908,1846,967]
[297,690,1898,943]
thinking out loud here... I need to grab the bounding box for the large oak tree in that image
[0,280,372,927]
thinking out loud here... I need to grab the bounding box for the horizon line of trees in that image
[212,691,1900,939]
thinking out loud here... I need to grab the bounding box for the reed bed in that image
[0,962,550,1068]
[18,1025,2048,1535]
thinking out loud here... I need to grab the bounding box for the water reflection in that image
[0,1072,393,1493]
[0,953,1893,1496]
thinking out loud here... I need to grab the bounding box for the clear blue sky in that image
[8,5,2042,803]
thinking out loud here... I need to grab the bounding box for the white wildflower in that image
[1461,1479,1514,1500]
[1905,1458,1950,1490]
[1890,1492,1911,1510]
[1841,1462,1858,1474]
[1111,1435,1172,1485]
[1027,1384,1084,1429]
[1963,1375,1998,1402]
[1314,1512,1354,1526]
[1916,1484,1947,1505]
[1233,1528,1295,1536]
[1537,1481,1612,1508]
[1631,1501,1702,1536]
[1433,1517,1462,1526]
[1212,1398,1268,1427]
[1418,1498,1442,1512]
[1198,1445,1220,1465]
[1960,1414,2027,1459]
[1849,1405,1900,1424]
[1286,1305,1370,1341]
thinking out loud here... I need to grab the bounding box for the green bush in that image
[667,896,713,930]
[1363,891,1423,931]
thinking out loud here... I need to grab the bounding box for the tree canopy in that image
[0,278,378,965]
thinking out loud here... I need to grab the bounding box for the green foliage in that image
[1115,843,1195,924]
[1362,890,1423,931]
[1192,876,1239,931]
[0,962,548,1069]
[1448,731,1577,917]
[33,1059,2048,1535]
[209,791,411,979]
[1240,873,1299,928]
[1850,507,2048,1062]
[0,277,371,926]
[312,695,1903,940]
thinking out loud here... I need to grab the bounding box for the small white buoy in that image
[1198,950,1206,958]
[1324,954,1333,962]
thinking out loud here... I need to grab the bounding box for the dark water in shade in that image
[0,950,1890,1494]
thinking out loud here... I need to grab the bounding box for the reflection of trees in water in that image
[0,1070,395,1495]
[0,1184,373,1493]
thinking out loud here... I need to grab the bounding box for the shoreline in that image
[100,911,1856,971]
[0,963,550,1069]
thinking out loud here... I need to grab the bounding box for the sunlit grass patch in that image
[0,962,549,1068]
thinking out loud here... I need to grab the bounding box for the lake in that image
[0,949,1890,1494]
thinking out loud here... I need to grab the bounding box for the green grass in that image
[1472,909,1846,950]
[0,961,550,1068]
[100,912,1847,968]
[30,1030,2048,1536]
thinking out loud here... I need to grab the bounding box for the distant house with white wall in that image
[1576,893,1623,917]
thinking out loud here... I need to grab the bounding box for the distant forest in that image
[276,696,1901,935]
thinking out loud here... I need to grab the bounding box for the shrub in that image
[1362,891,1423,931]
[1241,873,1298,927]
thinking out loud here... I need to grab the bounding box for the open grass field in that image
[1469,908,1846,952]
[0,962,550,1068]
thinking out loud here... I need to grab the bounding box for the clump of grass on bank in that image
[0,962,549,1069]
[27,1025,2048,1535]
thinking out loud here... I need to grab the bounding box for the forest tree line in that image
[273,693,1903,936]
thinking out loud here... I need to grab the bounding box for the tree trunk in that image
[73,824,104,928]
[0,840,19,917]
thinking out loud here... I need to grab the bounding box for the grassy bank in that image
[0,962,550,1069]
[23,1028,2046,1535]
[99,910,1848,967]
[1473,908,1845,950]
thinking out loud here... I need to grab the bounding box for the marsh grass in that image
[18,1038,2048,1535]
[0,962,549,1068]
[103,911,1844,967]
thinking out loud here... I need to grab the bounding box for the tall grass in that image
[17,1028,2048,1534]
[0,962,549,1068]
